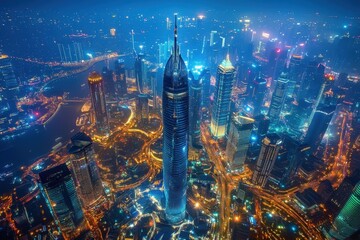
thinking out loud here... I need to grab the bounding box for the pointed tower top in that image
[173,13,179,58]
[220,54,234,70]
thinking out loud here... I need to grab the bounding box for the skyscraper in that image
[329,183,360,239]
[304,105,335,153]
[226,115,254,171]
[39,164,85,239]
[200,68,211,109]
[88,71,109,134]
[189,68,203,148]
[210,55,236,138]
[0,54,19,113]
[162,14,189,224]
[252,133,282,187]
[250,77,267,116]
[136,94,149,122]
[102,67,115,98]
[114,59,127,97]
[135,53,146,93]
[68,132,103,206]
[268,75,288,123]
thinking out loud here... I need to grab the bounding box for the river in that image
[0,60,109,193]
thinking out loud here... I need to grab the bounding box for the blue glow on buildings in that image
[162,14,188,224]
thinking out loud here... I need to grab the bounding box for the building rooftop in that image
[68,132,92,154]
[88,71,103,84]
[39,163,71,185]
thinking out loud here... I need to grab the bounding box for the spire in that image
[173,13,179,58]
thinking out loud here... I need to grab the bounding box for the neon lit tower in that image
[210,55,236,138]
[88,71,109,134]
[162,14,189,224]
[329,183,360,239]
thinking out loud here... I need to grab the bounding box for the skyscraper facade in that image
[251,77,267,116]
[136,94,149,122]
[304,105,335,153]
[210,55,236,138]
[162,14,189,224]
[329,183,360,239]
[189,69,203,148]
[114,59,127,97]
[252,133,282,187]
[68,132,103,206]
[0,54,19,113]
[39,164,85,239]
[200,68,211,109]
[225,115,254,171]
[268,75,288,123]
[88,71,109,134]
[135,53,146,93]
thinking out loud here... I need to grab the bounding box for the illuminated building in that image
[200,68,211,109]
[286,99,312,139]
[0,54,18,113]
[329,183,360,239]
[280,135,310,186]
[304,105,335,153]
[210,30,218,46]
[250,77,267,116]
[268,74,288,124]
[109,28,116,36]
[68,132,103,206]
[297,62,325,101]
[189,70,202,148]
[162,14,189,224]
[88,71,109,134]
[149,69,158,110]
[135,53,146,93]
[225,115,254,171]
[136,94,149,122]
[254,114,270,140]
[210,55,236,138]
[114,59,127,97]
[102,67,115,98]
[39,164,85,239]
[287,54,303,98]
[252,133,282,187]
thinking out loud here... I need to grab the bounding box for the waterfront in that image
[0,60,109,194]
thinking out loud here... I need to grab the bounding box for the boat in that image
[81,83,86,87]
[55,137,63,142]
[52,142,63,151]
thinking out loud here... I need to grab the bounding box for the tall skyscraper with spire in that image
[210,55,236,138]
[162,14,189,224]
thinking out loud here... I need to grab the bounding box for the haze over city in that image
[0,0,360,239]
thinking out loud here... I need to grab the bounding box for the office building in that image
[88,71,109,134]
[135,53,146,93]
[210,55,236,138]
[268,74,288,123]
[252,133,282,187]
[68,132,103,205]
[162,14,189,224]
[329,183,360,239]
[250,77,267,116]
[200,68,211,109]
[304,105,335,153]
[0,54,19,113]
[102,67,115,98]
[189,70,202,148]
[114,59,127,97]
[39,164,85,239]
[226,115,254,171]
[136,94,149,122]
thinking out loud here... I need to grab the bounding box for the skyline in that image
[0,1,360,239]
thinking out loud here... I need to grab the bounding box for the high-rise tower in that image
[268,74,288,123]
[252,133,282,187]
[329,183,360,239]
[226,115,254,171]
[162,14,189,224]
[39,164,85,239]
[68,132,103,206]
[114,58,128,97]
[189,68,203,148]
[210,55,236,138]
[88,71,109,134]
